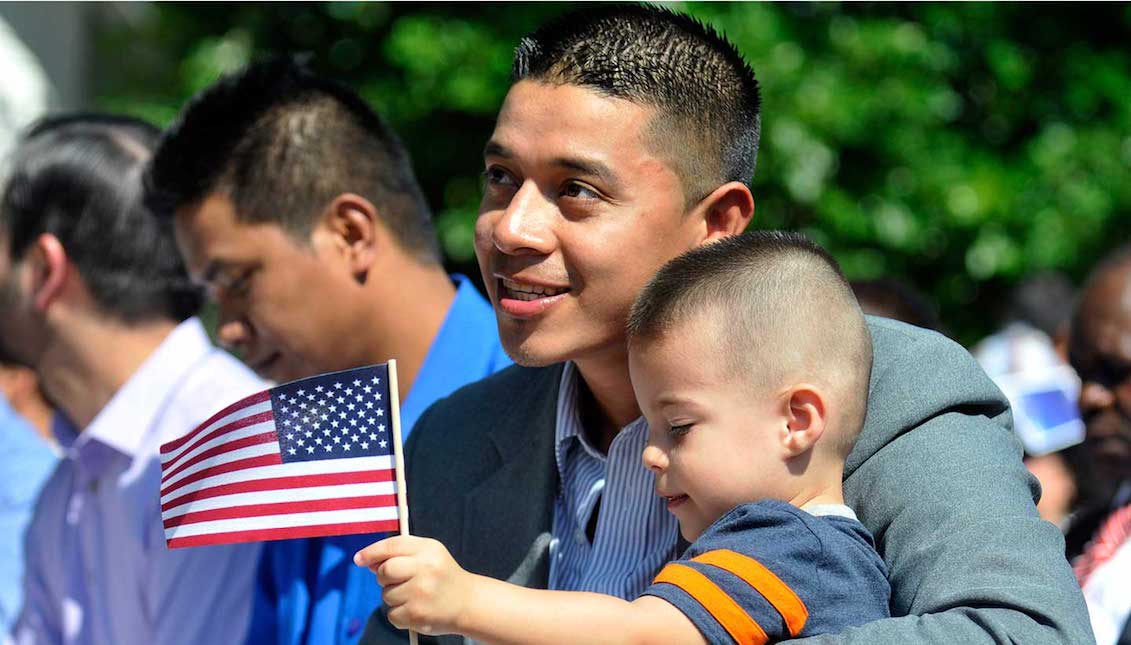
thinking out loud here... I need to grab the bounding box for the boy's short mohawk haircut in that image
[628,231,873,455]
[513,4,761,198]
[146,56,438,260]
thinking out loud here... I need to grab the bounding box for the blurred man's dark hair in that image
[145,56,439,261]
[851,278,941,332]
[1007,272,1076,339]
[1,114,201,322]
[513,4,761,203]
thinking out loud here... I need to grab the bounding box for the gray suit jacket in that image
[362,317,1094,645]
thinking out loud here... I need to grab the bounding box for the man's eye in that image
[482,166,517,188]
[214,271,253,300]
[669,423,693,438]
[561,181,600,200]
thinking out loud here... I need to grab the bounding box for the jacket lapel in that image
[459,364,563,586]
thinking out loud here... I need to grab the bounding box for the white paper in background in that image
[994,364,1085,456]
[0,16,51,165]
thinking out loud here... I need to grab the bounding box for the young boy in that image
[354,231,891,644]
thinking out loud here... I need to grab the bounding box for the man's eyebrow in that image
[483,140,511,159]
[484,141,621,190]
[554,157,619,187]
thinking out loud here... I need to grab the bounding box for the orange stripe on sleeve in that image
[692,549,809,637]
[652,562,769,645]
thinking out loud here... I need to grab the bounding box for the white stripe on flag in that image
[162,440,281,489]
[161,481,397,520]
[161,399,274,464]
[160,455,395,505]
[165,506,400,539]
[162,420,277,475]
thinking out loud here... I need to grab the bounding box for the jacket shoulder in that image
[403,363,562,487]
[410,363,562,441]
[853,316,1011,470]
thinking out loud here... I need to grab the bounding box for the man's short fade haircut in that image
[1,113,202,323]
[513,4,761,204]
[146,56,439,262]
[627,231,873,457]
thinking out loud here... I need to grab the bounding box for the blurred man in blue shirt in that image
[0,391,55,633]
[145,58,510,645]
[0,114,265,645]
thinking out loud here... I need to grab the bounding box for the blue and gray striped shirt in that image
[548,361,680,598]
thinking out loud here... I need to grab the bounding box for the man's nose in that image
[641,444,669,472]
[215,310,251,353]
[490,182,555,257]
[1080,381,1116,413]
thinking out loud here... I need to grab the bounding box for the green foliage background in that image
[95,3,1131,345]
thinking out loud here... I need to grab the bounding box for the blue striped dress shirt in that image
[549,362,680,598]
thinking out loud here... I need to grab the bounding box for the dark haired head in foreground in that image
[513,3,760,205]
[0,114,200,365]
[147,57,454,385]
[478,4,759,370]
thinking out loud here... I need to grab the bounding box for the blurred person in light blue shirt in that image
[0,114,265,645]
[0,390,55,633]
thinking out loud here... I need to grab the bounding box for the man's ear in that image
[780,384,828,458]
[30,233,69,312]
[316,193,382,279]
[694,181,754,246]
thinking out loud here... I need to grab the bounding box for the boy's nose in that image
[641,444,669,472]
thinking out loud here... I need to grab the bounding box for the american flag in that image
[160,363,404,548]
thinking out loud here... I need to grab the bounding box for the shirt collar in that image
[555,361,647,476]
[75,317,214,459]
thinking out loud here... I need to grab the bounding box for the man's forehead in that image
[488,80,683,196]
[173,195,259,276]
[490,81,656,156]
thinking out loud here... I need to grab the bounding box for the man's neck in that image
[39,317,177,430]
[353,260,456,402]
[573,349,641,454]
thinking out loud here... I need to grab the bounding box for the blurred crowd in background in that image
[2,3,1131,644]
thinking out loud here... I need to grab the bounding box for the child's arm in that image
[355,535,707,645]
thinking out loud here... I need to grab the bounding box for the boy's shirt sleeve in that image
[641,501,890,645]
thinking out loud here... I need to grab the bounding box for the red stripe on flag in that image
[161,390,272,455]
[160,453,284,497]
[163,494,398,529]
[161,429,278,484]
[161,468,396,513]
[166,519,401,548]
[163,410,276,470]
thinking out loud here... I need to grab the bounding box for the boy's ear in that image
[781,384,828,458]
[693,181,754,246]
[314,193,382,279]
[30,233,69,312]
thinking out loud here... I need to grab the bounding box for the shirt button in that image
[347,617,362,638]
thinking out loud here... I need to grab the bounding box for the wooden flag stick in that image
[386,360,419,645]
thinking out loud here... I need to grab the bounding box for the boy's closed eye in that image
[668,423,693,438]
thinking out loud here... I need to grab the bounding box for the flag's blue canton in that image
[270,364,394,464]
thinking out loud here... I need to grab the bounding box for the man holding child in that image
[359,5,1092,644]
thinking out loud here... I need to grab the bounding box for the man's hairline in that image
[500,78,722,213]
